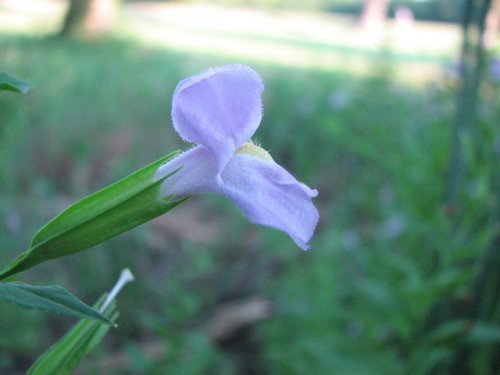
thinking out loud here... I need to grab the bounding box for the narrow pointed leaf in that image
[0,72,31,94]
[27,295,119,375]
[0,153,188,280]
[0,282,113,325]
[31,152,179,246]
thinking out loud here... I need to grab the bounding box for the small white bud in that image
[100,268,135,313]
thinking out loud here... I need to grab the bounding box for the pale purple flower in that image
[155,64,319,249]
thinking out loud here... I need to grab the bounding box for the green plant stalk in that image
[26,295,119,375]
[445,0,496,373]
[27,269,134,374]
[445,0,492,213]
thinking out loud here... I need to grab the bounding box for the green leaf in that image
[27,295,119,375]
[0,282,113,325]
[0,72,31,94]
[31,152,180,247]
[0,153,187,280]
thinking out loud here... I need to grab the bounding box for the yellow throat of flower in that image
[236,141,274,162]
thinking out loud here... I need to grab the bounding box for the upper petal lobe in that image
[172,65,264,172]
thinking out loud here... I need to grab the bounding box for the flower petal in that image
[155,146,218,197]
[172,64,264,172]
[219,154,319,250]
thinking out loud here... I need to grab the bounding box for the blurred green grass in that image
[0,26,498,375]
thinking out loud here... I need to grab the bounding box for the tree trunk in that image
[59,0,118,38]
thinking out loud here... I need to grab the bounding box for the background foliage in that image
[0,0,499,374]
